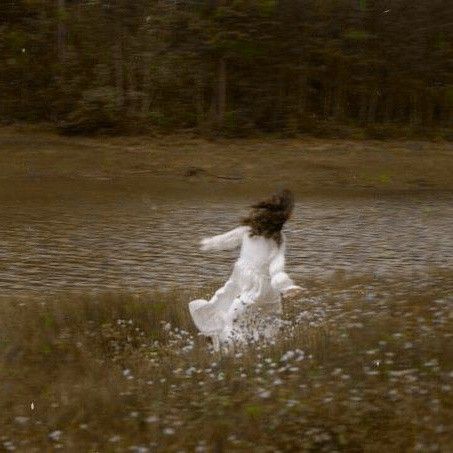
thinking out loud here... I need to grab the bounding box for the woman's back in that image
[238,232,279,274]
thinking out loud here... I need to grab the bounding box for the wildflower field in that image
[1,271,451,452]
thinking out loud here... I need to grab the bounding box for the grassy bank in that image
[0,126,452,200]
[1,272,452,451]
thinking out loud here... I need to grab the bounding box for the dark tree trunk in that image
[195,71,205,128]
[57,0,67,62]
[113,40,125,110]
[216,57,226,127]
[367,90,378,124]
[127,60,138,116]
[141,52,152,116]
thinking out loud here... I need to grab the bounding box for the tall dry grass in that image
[0,272,452,451]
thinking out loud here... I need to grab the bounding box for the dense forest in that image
[0,1,452,137]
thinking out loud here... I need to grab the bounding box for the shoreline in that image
[1,126,452,198]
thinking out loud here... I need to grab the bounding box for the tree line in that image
[1,0,451,137]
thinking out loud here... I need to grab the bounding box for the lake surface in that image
[0,194,452,294]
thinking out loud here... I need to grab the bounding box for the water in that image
[0,194,451,294]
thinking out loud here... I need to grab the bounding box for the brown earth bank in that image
[0,126,452,201]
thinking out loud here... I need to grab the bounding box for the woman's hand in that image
[200,238,210,251]
[282,285,303,301]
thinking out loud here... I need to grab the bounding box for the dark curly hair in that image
[241,189,294,246]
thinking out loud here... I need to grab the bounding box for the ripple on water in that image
[0,196,452,294]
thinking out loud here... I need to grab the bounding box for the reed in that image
[0,272,451,451]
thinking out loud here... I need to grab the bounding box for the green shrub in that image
[221,110,255,137]
[59,87,121,135]
[364,124,408,140]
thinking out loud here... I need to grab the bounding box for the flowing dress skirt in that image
[189,262,282,349]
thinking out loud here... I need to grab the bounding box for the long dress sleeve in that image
[200,226,249,252]
[269,236,300,293]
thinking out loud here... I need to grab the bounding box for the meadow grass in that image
[1,272,451,452]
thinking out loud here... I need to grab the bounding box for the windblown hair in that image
[241,189,294,246]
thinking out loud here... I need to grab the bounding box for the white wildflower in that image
[49,431,62,442]
[258,390,271,399]
[14,416,29,425]
[281,350,295,361]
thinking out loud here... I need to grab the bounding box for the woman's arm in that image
[269,236,302,295]
[200,226,249,252]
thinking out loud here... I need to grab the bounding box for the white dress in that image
[189,226,301,349]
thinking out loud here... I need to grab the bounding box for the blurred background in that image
[1,0,452,138]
